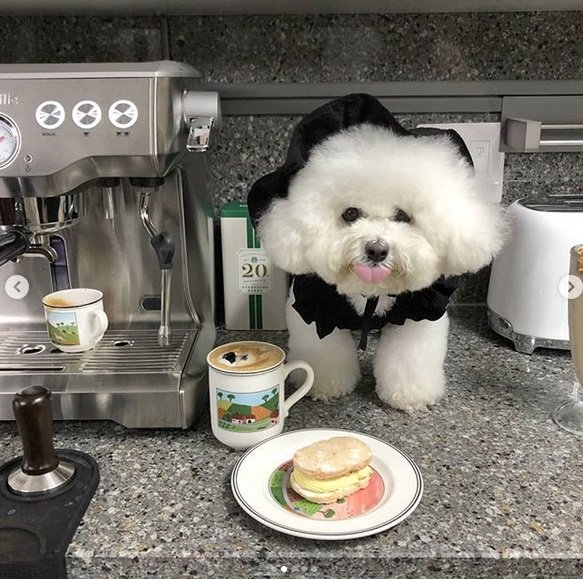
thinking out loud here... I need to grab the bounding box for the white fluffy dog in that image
[248,94,505,412]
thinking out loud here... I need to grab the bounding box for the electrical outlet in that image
[416,122,504,203]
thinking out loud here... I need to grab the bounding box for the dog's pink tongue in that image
[352,264,391,284]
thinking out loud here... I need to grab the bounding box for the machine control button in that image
[35,101,65,130]
[108,99,138,129]
[72,100,101,130]
[5,275,29,300]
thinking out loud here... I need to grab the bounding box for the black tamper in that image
[0,386,99,579]
[7,386,76,495]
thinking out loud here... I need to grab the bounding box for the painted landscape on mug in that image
[47,311,80,346]
[217,386,280,432]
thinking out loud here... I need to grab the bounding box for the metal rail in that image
[202,80,583,116]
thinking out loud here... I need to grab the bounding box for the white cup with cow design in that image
[207,341,314,450]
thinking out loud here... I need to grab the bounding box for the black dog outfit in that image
[248,94,472,349]
[290,274,459,350]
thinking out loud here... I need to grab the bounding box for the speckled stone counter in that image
[2,307,583,578]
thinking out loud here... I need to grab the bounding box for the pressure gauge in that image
[0,114,20,170]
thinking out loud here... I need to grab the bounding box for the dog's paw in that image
[375,375,444,413]
[373,315,449,413]
[288,358,360,401]
[309,372,359,401]
[376,387,443,413]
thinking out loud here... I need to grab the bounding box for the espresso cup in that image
[42,288,109,353]
[207,341,314,450]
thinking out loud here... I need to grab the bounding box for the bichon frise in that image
[248,94,505,412]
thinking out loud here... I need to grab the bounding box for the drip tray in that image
[0,329,195,374]
[0,329,202,427]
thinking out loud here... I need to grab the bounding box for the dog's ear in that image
[248,94,409,227]
[439,192,506,276]
[410,126,505,275]
[418,129,505,275]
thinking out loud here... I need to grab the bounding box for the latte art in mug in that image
[208,341,284,373]
[207,341,314,449]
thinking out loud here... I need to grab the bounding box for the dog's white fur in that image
[258,124,505,411]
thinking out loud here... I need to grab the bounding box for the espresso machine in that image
[0,61,220,428]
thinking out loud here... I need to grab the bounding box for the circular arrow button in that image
[559,274,583,300]
[5,275,30,300]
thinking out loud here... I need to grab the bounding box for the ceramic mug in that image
[207,341,314,450]
[42,288,109,353]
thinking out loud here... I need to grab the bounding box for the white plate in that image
[231,428,423,540]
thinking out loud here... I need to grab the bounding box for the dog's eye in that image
[394,208,411,223]
[341,207,363,223]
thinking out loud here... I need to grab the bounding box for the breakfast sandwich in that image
[290,436,373,503]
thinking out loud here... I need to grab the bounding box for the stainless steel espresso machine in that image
[0,61,220,428]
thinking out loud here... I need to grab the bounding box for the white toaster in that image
[487,200,583,354]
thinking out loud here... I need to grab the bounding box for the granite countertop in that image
[1,307,583,578]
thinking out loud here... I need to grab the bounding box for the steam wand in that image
[139,188,175,347]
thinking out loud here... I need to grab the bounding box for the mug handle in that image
[92,310,109,338]
[282,361,314,418]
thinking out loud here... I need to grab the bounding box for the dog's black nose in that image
[365,240,389,263]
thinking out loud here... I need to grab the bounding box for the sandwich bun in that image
[290,436,373,504]
[292,436,372,480]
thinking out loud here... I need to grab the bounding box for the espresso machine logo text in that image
[0,94,19,106]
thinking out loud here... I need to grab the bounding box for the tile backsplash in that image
[169,13,583,83]
[1,12,582,306]
[0,16,163,63]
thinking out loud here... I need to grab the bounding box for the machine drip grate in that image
[0,330,195,374]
